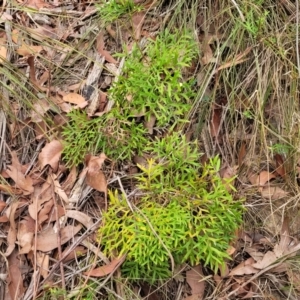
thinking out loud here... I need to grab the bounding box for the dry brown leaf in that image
[63,93,86,104]
[83,255,126,277]
[186,265,205,299]
[248,171,276,186]
[85,153,107,197]
[260,186,288,200]
[96,31,118,64]
[252,251,277,270]
[0,36,7,64]
[5,202,19,257]
[227,245,236,256]
[39,140,63,172]
[0,184,22,195]
[210,106,222,138]
[62,245,87,262]
[28,182,52,221]
[17,216,35,254]
[6,151,34,195]
[17,44,43,56]
[287,267,300,292]
[7,248,25,299]
[61,166,77,196]
[36,252,49,279]
[216,47,252,72]
[201,43,217,65]
[0,12,13,22]
[11,29,43,56]
[37,199,54,224]
[231,279,255,299]
[229,257,259,276]
[48,204,65,223]
[36,224,82,252]
[245,247,264,261]
[51,173,69,203]
[273,217,300,259]
[85,153,107,171]
[65,210,94,229]
[0,215,9,222]
[132,11,146,40]
[33,120,48,140]
[27,25,58,42]
[27,55,40,87]
[30,99,51,123]
[22,0,53,9]
[0,200,6,212]
[238,142,246,167]
[86,169,107,195]
[274,153,286,178]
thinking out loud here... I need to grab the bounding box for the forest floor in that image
[0,1,300,299]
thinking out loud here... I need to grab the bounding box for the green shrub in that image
[62,30,197,165]
[110,30,197,126]
[97,0,141,25]
[98,135,244,283]
[62,109,103,166]
[62,109,148,166]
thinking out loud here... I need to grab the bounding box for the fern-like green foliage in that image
[97,0,140,25]
[111,29,197,126]
[62,110,102,166]
[62,30,197,165]
[98,134,244,283]
[62,110,148,166]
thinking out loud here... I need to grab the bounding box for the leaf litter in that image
[0,0,299,299]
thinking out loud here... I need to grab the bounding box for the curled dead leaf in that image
[248,171,276,186]
[83,255,126,277]
[39,140,63,172]
[274,153,286,178]
[86,170,107,195]
[5,202,19,257]
[36,252,49,279]
[260,186,288,200]
[186,265,205,300]
[238,142,246,167]
[36,224,82,252]
[252,251,277,270]
[7,249,25,299]
[63,93,86,104]
[6,151,34,195]
[229,257,258,276]
[0,184,22,195]
[30,99,51,123]
[17,216,35,254]
[65,210,95,229]
[210,105,222,138]
[62,245,87,263]
[85,153,107,197]
[0,200,6,212]
[96,31,118,64]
